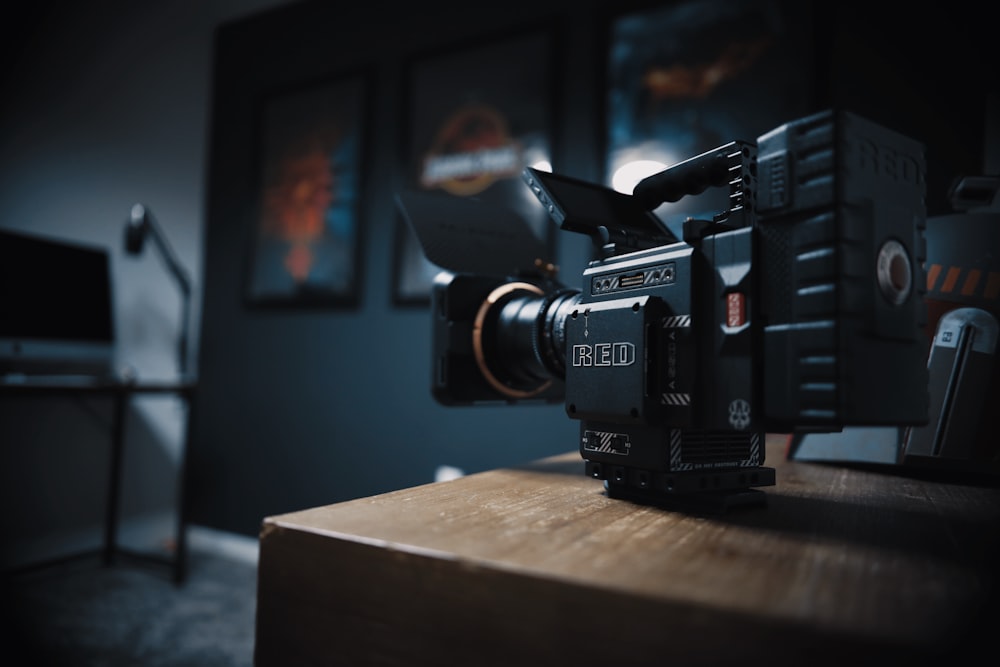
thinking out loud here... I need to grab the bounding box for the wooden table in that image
[255,434,1000,666]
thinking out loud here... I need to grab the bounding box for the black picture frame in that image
[392,27,558,306]
[244,71,371,308]
[604,0,816,239]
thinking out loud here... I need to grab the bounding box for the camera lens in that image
[473,282,580,399]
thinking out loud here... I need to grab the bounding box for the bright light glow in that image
[530,159,552,172]
[611,159,669,194]
[435,465,465,482]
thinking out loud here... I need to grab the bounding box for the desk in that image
[0,376,197,584]
[255,434,1000,666]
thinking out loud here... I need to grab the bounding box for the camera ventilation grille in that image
[679,430,756,465]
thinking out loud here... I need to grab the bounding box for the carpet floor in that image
[2,527,259,667]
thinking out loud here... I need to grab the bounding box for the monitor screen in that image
[0,228,115,376]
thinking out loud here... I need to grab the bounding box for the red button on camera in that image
[726,292,746,327]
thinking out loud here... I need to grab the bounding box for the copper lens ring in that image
[472,282,553,399]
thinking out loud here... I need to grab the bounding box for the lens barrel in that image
[473,283,581,399]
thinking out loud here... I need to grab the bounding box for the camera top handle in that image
[523,140,754,259]
[632,143,739,209]
[633,140,756,242]
[632,141,744,211]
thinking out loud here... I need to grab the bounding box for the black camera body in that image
[408,110,930,506]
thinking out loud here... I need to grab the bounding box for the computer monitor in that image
[0,228,116,377]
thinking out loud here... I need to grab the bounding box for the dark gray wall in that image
[187,0,996,536]
[188,0,602,535]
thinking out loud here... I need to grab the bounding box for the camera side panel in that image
[564,296,661,424]
[694,226,756,432]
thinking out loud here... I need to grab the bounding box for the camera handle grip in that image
[632,143,742,211]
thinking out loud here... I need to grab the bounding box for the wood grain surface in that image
[255,435,1000,666]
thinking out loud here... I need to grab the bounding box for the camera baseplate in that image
[586,460,775,512]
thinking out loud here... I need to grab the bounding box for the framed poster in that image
[393,27,557,305]
[605,0,815,239]
[245,71,370,307]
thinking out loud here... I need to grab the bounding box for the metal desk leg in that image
[172,388,194,585]
[103,389,128,567]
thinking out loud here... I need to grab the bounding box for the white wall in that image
[1,0,295,448]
